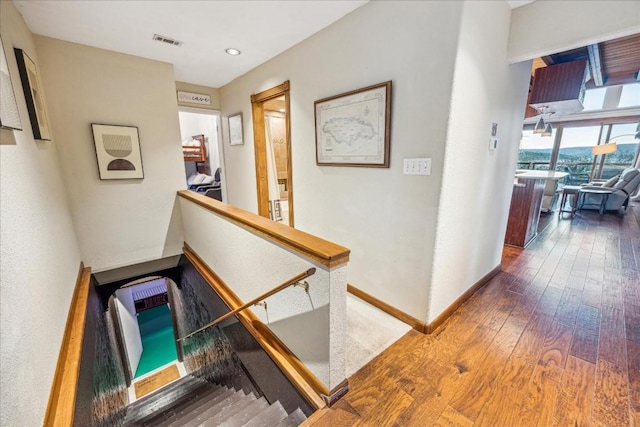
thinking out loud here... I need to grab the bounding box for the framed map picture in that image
[315,81,391,167]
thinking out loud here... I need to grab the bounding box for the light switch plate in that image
[403,158,431,175]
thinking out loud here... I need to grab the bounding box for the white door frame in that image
[178,106,228,202]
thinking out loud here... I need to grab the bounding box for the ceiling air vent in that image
[152,34,183,47]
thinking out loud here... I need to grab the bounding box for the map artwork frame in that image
[315,81,391,167]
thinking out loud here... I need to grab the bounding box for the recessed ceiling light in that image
[225,48,241,56]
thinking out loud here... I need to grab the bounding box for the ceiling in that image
[14,1,535,89]
[13,0,368,88]
[531,33,640,88]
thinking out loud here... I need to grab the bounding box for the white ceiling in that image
[14,0,534,89]
[13,0,368,88]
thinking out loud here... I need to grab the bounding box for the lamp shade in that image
[592,142,617,155]
[533,116,546,134]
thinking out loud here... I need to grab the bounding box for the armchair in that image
[580,167,640,211]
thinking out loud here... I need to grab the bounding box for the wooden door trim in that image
[250,81,294,226]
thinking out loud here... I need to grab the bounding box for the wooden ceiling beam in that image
[587,43,605,87]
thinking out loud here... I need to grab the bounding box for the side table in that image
[579,187,613,216]
[559,185,581,218]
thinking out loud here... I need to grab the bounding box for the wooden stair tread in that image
[217,397,270,427]
[125,375,206,420]
[242,401,288,427]
[185,390,255,427]
[154,387,235,427]
[170,390,247,427]
[274,408,307,427]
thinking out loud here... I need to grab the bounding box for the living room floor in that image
[305,201,639,426]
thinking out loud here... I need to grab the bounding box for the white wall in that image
[34,36,186,272]
[220,1,464,322]
[179,198,346,390]
[508,1,640,62]
[0,2,82,426]
[429,1,532,323]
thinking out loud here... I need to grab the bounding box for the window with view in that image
[517,129,556,171]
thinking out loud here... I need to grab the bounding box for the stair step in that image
[170,390,247,427]
[125,381,216,426]
[154,387,235,427]
[217,397,270,427]
[242,401,288,427]
[274,408,307,427]
[124,375,207,422]
[194,392,256,427]
[132,384,226,426]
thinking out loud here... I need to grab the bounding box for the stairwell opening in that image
[81,255,313,426]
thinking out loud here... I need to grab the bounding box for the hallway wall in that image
[220,1,464,322]
[0,2,82,426]
[33,36,187,271]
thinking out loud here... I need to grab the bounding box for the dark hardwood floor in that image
[305,202,640,426]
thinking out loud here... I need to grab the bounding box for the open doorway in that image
[178,108,226,202]
[250,81,293,226]
[111,278,182,382]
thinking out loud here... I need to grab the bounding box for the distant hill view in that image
[519,143,637,164]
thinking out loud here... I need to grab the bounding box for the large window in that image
[517,121,639,185]
[599,122,639,179]
[517,129,556,171]
[555,126,602,184]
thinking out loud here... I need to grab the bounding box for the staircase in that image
[122,375,307,427]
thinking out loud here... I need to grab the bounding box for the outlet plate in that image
[403,158,431,175]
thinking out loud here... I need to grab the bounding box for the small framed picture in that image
[229,113,243,145]
[14,47,50,139]
[0,35,21,130]
[91,124,144,180]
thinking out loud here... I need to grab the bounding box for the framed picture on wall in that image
[0,35,21,130]
[315,81,392,167]
[14,47,50,140]
[91,124,144,180]
[228,112,243,145]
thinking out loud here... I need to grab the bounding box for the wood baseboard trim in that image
[183,244,329,409]
[347,284,427,334]
[424,264,501,334]
[44,262,92,427]
[322,379,349,407]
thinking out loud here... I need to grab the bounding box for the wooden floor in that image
[306,202,640,426]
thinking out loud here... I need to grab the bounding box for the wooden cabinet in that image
[505,178,546,248]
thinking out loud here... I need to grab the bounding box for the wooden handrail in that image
[178,267,316,342]
[44,262,91,427]
[183,245,329,408]
[177,190,350,268]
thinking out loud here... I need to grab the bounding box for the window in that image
[598,122,639,179]
[555,126,602,184]
[582,87,606,111]
[618,83,640,108]
[517,129,556,170]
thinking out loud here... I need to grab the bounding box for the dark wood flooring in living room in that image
[305,202,640,426]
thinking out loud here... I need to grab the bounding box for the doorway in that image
[178,108,226,201]
[250,81,293,226]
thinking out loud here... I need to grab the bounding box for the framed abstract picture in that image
[0,35,21,130]
[91,124,144,180]
[14,47,50,139]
